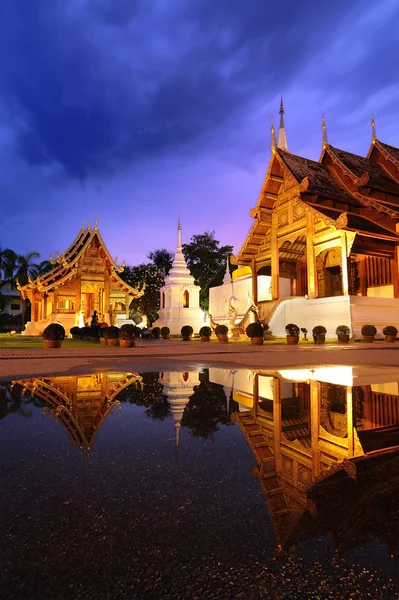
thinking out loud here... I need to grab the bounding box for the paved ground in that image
[1,339,399,380]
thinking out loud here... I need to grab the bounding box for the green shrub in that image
[103,326,120,339]
[181,325,193,338]
[43,323,65,341]
[161,326,170,336]
[383,325,397,337]
[120,324,136,340]
[361,324,377,336]
[199,326,212,337]
[70,326,81,336]
[246,322,264,338]
[312,325,327,336]
[152,327,161,339]
[285,323,299,337]
[336,325,350,336]
[215,324,228,336]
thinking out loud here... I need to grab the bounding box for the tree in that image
[180,379,233,440]
[0,246,17,281]
[120,263,165,326]
[117,373,171,421]
[13,252,41,286]
[148,249,174,276]
[182,231,235,311]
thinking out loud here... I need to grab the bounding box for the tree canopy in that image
[120,263,165,326]
[148,248,174,276]
[182,231,235,311]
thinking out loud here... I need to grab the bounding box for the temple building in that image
[18,222,143,336]
[16,372,143,452]
[153,220,204,335]
[222,104,399,338]
[224,365,399,552]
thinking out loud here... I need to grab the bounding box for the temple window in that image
[183,290,189,308]
[114,301,125,311]
[57,298,75,310]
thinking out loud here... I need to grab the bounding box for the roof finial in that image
[371,113,376,144]
[270,117,276,152]
[322,114,328,148]
[277,97,288,151]
[177,218,182,249]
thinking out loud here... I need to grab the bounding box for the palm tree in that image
[38,260,52,276]
[0,246,17,282]
[14,252,41,286]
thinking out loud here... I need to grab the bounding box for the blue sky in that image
[1,0,398,266]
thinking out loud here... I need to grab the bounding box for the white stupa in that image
[154,220,204,335]
[160,371,199,452]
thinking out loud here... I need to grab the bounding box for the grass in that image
[0,334,104,349]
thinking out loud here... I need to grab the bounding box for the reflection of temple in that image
[160,371,199,451]
[16,373,142,451]
[229,366,399,552]
[19,223,143,335]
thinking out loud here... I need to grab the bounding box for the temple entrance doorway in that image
[84,293,94,324]
[317,248,343,298]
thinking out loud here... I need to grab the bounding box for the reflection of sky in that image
[1,1,399,265]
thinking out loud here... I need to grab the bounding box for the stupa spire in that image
[322,114,328,149]
[223,255,232,285]
[277,97,288,151]
[177,218,182,250]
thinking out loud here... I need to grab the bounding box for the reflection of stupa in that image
[16,373,142,452]
[231,366,399,553]
[160,371,199,451]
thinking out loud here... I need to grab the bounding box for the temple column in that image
[104,271,110,316]
[393,247,399,299]
[346,386,354,457]
[273,376,282,471]
[125,293,130,319]
[31,291,37,322]
[252,372,259,419]
[74,277,81,326]
[340,232,349,296]
[53,290,58,317]
[43,294,48,320]
[251,260,258,303]
[306,212,318,298]
[271,213,279,299]
[310,380,321,477]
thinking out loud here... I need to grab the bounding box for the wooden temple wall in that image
[369,392,399,428]
[365,257,392,288]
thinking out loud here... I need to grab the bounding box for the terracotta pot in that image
[72,335,80,339]
[120,339,135,348]
[362,335,374,343]
[313,335,326,344]
[250,337,264,346]
[162,334,170,340]
[200,335,210,342]
[217,334,229,343]
[91,337,100,343]
[286,336,299,345]
[100,338,107,345]
[337,334,349,344]
[43,339,62,349]
[385,335,396,343]
[182,336,192,341]
[106,338,120,346]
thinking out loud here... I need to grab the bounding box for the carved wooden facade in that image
[19,224,143,334]
[233,138,399,304]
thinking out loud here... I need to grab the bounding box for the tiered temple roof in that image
[235,134,399,264]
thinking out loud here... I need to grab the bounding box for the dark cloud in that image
[0,0,370,181]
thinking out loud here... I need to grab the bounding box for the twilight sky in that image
[1,0,399,266]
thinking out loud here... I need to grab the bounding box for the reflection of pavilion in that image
[16,373,142,451]
[229,366,399,553]
[160,372,199,451]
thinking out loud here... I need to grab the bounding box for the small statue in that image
[91,310,98,328]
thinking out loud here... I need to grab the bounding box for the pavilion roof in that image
[18,225,142,298]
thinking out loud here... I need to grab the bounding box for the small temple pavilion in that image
[19,222,143,336]
[153,220,204,335]
[227,102,399,338]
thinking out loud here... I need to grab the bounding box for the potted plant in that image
[199,325,212,342]
[98,327,107,345]
[80,326,93,341]
[246,322,264,346]
[361,324,377,343]
[103,325,120,346]
[215,324,229,343]
[152,327,161,339]
[161,326,170,340]
[119,324,136,348]
[181,325,193,341]
[42,323,65,349]
[383,325,397,343]
[70,326,81,340]
[134,326,142,338]
[312,325,327,344]
[285,323,300,345]
[90,326,101,342]
[336,325,350,343]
